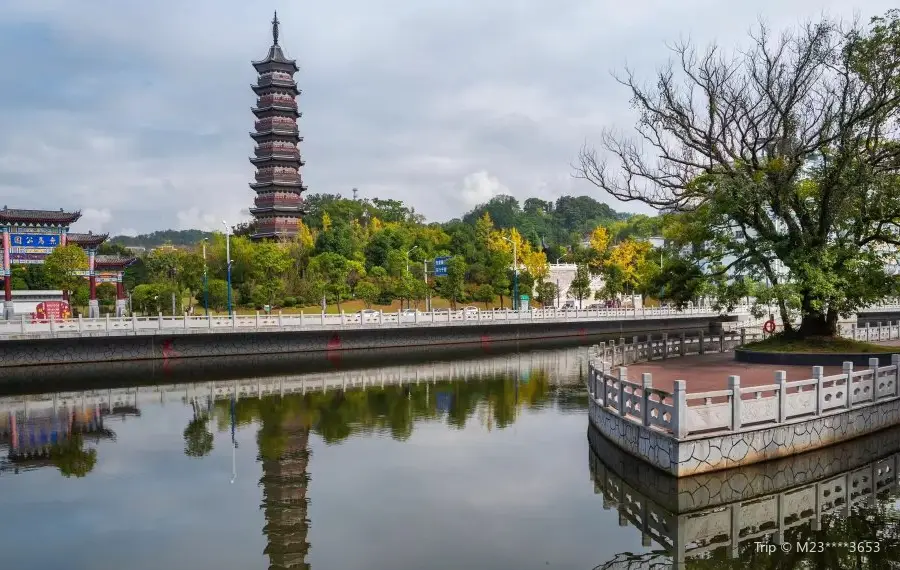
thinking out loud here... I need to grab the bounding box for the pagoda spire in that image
[272,11,280,46]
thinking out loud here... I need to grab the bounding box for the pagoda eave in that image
[251,83,299,95]
[250,130,301,141]
[250,181,307,191]
[249,156,305,166]
[94,255,137,270]
[252,106,300,118]
[250,206,306,215]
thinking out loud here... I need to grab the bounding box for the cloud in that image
[459,171,508,209]
[0,0,895,233]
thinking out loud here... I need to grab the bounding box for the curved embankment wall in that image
[0,317,716,369]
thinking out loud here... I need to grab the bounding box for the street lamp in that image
[405,245,418,274]
[201,238,209,317]
[502,236,519,311]
[222,220,233,316]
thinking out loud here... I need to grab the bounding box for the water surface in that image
[0,346,897,569]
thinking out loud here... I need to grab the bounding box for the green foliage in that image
[355,280,381,308]
[568,264,592,308]
[43,245,88,296]
[109,230,214,248]
[205,279,233,311]
[435,256,467,308]
[578,11,900,336]
[535,281,559,307]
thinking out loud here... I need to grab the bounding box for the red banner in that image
[33,301,71,322]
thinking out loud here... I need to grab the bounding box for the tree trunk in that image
[796,293,838,337]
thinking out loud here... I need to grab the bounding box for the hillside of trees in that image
[109,229,214,248]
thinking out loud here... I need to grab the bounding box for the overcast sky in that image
[0,1,893,236]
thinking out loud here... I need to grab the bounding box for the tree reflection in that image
[212,365,576,444]
[183,398,214,458]
[51,433,98,478]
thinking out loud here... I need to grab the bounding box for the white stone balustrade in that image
[0,305,748,339]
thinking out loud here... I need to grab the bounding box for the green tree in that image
[472,284,495,309]
[250,242,292,306]
[43,245,88,300]
[576,12,900,337]
[535,281,559,307]
[568,264,591,308]
[355,280,381,308]
[307,252,351,311]
[436,256,467,308]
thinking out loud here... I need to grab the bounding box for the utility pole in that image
[423,260,430,312]
[202,238,209,317]
[223,220,233,316]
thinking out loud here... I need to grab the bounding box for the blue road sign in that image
[434,256,450,277]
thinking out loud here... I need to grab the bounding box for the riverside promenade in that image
[586,323,900,477]
[0,306,738,370]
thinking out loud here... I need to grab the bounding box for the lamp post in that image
[405,246,418,310]
[503,236,519,311]
[202,238,209,317]
[222,220,233,316]
[406,245,418,274]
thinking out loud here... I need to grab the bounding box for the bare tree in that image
[576,12,900,336]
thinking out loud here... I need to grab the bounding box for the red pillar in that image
[116,279,125,300]
[4,276,10,302]
[89,275,97,301]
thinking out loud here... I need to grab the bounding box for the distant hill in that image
[109,230,214,249]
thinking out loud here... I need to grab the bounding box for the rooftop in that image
[251,12,299,73]
[94,255,137,268]
[67,232,109,245]
[0,208,81,225]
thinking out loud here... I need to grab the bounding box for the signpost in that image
[32,301,71,322]
[434,256,450,277]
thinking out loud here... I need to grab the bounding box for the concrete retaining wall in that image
[0,316,716,369]
[588,390,900,477]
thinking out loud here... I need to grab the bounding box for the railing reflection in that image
[588,425,900,569]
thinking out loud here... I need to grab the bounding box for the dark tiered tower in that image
[259,416,311,570]
[249,12,306,241]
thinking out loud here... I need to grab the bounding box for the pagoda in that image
[249,12,306,241]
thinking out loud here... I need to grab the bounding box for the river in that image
[0,345,897,569]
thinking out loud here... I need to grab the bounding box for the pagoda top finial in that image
[272,11,280,46]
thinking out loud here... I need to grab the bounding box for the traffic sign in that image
[434,256,450,276]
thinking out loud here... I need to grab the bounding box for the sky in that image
[0,1,894,236]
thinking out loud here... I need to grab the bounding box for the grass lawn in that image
[743,335,897,354]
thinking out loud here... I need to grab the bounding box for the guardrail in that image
[0,305,747,339]
[587,324,900,440]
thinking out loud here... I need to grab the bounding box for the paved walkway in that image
[624,352,843,394]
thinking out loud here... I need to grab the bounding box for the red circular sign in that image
[763,320,776,334]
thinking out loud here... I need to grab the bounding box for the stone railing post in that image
[719,330,726,353]
[662,333,669,359]
[49,315,55,337]
[680,332,686,356]
[728,375,741,430]
[158,313,163,331]
[618,366,628,416]
[775,370,787,422]
[77,315,84,333]
[698,331,705,355]
[20,315,26,334]
[255,311,260,329]
[132,314,138,332]
[843,361,853,408]
[740,327,746,346]
[231,313,237,329]
[183,314,188,330]
[866,323,871,343]
[813,365,824,415]
[673,380,687,438]
[641,373,652,426]
[619,338,626,366]
[646,334,654,360]
[340,310,345,326]
[632,336,639,363]
[278,310,283,327]
[894,354,900,397]
[870,357,880,401]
